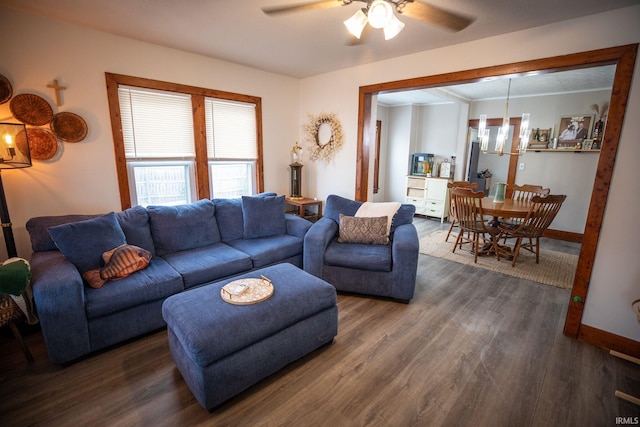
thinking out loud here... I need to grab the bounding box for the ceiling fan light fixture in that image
[344,9,368,39]
[383,12,405,40]
[367,0,393,29]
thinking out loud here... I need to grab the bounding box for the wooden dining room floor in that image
[1,217,639,426]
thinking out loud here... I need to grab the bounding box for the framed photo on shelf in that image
[582,140,593,150]
[535,128,552,143]
[557,114,595,142]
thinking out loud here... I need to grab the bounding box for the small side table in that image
[285,197,323,221]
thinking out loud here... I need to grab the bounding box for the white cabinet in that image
[405,176,451,223]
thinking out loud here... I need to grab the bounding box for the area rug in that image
[419,230,578,289]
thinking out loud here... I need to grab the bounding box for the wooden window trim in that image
[105,72,264,210]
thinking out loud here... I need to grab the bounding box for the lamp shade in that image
[344,9,368,39]
[0,123,31,169]
[383,13,405,40]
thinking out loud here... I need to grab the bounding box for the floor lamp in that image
[0,123,31,259]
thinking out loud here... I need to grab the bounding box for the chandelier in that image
[478,79,531,156]
[344,0,406,40]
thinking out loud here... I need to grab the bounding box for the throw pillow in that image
[355,201,401,236]
[242,195,286,239]
[338,214,389,245]
[147,199,221,256]
[82,244,152,289]
[48,212,127,274]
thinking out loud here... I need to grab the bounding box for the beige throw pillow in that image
[338,214,389,245]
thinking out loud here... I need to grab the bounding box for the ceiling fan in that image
[262,0,474,41]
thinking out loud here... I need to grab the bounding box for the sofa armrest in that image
[303,217,338,278]
[390,223,420,301]
[30,251,91,365]
[285,214,313,240]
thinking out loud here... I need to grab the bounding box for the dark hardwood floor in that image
[1,217,638,426]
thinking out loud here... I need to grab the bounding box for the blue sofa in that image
[303,195,419,302]
[26,194,312,365]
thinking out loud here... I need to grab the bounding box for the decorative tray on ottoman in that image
[220,275,274,305]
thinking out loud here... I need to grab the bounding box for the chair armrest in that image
[285,213,313,240]
[390,223,420,301]
[30,251,91,365]
[303,217,338,278]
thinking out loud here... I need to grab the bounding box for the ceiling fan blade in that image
[400,1,474,32]
[262,0,346,15]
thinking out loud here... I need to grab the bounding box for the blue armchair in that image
[303,195,419,303]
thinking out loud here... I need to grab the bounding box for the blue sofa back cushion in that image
[115,206,156,257]
[324,195,361,224]
[148,199,221,257]
[212,192,278,242]
[324,194,415,234]
[48,212,127,274]
[390,204,416,233]
[242,195,286,239]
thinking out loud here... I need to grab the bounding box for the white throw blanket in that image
[355,202,401,236]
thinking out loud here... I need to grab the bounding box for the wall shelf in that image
[529,148,601,153]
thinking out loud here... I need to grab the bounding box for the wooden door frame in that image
[355,44,638,344]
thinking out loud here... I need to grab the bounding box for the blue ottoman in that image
[162,263,338,410]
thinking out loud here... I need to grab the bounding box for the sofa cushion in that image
[148,199,221,256]
[84,257,183,319]
[48,212,127,274]
[324,194,361,224]
[242,195,286,239]
[161,243,253,289]
[226,234,303,268]
[324,238,392,272]
[27,214,97,252]
[213,192,278,243]
[390,204,416,233]
[116,206,156,256]
[338,214,389,245]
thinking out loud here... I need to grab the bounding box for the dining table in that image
[480,197,533,227]
[476,197,534,258]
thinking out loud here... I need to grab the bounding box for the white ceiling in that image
[0,0,637,79]
[377,64,617,106]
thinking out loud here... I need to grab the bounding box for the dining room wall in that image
[379,88,610,234]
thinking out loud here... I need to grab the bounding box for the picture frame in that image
[556,114,595,142]
[535,128,552,143]
[582,140,593,150]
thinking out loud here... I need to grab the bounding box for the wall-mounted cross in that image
[47,79,67,106]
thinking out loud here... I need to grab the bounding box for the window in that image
[105,73,263,209]
[205,98,257,198]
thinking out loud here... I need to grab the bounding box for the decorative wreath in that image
[303,112,344,162]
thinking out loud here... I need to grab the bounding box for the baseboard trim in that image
[544,228,582,243]
[578,324,640,359]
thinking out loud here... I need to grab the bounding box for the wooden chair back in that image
[447,181,479,217]
[524,194,567,237]
[509,184,550,202]
[451,187,486,232]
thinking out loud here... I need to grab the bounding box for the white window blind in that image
[118,86,195,159]
[205,99,257,160]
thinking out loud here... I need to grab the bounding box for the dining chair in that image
[451,187,504,263]
[498,194,567,267]
[509,184,550,202]
[445,181,479,242]
[500,183,552,234]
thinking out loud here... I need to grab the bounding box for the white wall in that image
[0,8,300,260]
[299,6,640,341]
